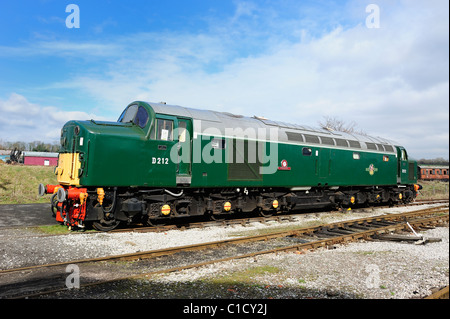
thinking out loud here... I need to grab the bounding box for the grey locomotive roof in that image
[146,102,398,153]
[23,151,59,158]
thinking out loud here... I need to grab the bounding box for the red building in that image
[23,151,58,166]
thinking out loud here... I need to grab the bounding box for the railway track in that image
[1,204,447,299]
[0,199,446,232]
[109,200,448,234]
[425,286,449,299]
[8,199,445,239]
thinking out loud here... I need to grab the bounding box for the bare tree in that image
[318,116,367,135]
[0,140,60,152]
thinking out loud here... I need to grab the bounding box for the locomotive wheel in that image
[92,202,120,231]
[92,219,120,231]
[255,206,275,217]
[258,209,274,217]
[145,218,167,227]
[50,193,58,217]
[208,212,226,221]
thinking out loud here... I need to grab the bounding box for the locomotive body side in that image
[40,101,419,230]
[188,134,400,188]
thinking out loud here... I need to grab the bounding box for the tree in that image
[32,143,50,152]
[318,116,367,135]
[417,158,449,165]
[0,140,60,152]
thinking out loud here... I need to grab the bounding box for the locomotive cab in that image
[40,101,195,230]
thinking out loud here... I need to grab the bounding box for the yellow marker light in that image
[223,202,232,212]
[161,204,171,216]
[272,200,279,209]
[350,196,355,204]
[398,193,403,200]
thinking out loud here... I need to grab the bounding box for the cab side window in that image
[401,150,407,161]
[156,119,173,141]
[178,121,187,142]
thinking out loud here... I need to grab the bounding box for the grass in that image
[208,266,282,286]
[418,180,449,200]
[37,224,71,235]
[0,162,57,204]
[36,224,96,234]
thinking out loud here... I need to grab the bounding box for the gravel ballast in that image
[149,226,448,299]
[0,203,448,298]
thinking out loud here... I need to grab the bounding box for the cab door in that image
[176,118,192,184]
[397,147,408,184]
[148,115,177,187]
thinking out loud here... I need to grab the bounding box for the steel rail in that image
[425,286,449,299]
[1,206,447,275]
[108,202,449,234]
[9,213,448,299]
[2,209,448,299]
[1,201,446,239]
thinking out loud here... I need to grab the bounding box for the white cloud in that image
[1,0,448,159]
[0,40,119,59]
[0,93,40,115]
[0,93,107,143]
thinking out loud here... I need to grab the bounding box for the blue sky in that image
[0,0,448,159]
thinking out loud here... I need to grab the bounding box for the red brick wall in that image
[24,156,58,166]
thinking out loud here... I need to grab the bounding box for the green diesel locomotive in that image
[39,101,419,230]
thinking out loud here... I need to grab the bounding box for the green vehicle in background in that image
[39,101,419,231]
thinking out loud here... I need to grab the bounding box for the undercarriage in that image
[40,184,418,231]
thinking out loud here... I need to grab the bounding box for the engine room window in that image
[304,134,320,144]
[353,152,360,160]
[335,138,349,147]
[156,119,173,141]
[348,140,361,148]
[302,147,312,156]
